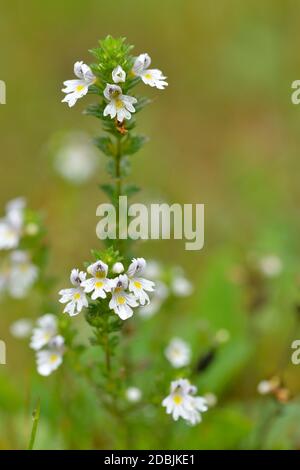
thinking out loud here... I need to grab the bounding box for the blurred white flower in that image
[0,197,25,250]
[127,258,155,305]
[25,222,39,236]
[259,255,282,278]
[257,376,280,395]
[112,262,124,274]
[132,53,168,90]
[138,281,168,318]
[165,337,191,368]
[103,84,137,122]
[109,274,138,320]
[62,61,96,107]
[126,386,142,403]
[7,251,38,298]
[171,276,193,297]
[143,260,162,279]
[112,65,126,84]
[59,268,88,316]
[54,133,98,185]
[81,260,112,300]
[203,392,218,408]
[36,335,65,376]
[162,378,208,425]
[30,314,58,351]
[10,318,33,338]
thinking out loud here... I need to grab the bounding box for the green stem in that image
[115,135,122,251]
[27,399,40,450]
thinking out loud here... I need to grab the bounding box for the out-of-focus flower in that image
[127,258,155,306]
[81,260,112,300]
[59,269,88,316]
[109,274,138,320]
[103,84,137,122]
[10,318,33,338]
[0,197,25,250]
[171,275,193,297]
[126,386,142,403]
[143,260,162,279]
[7,251,38,298]
[62,61,96,107]
[257,376,280,395]
[165,337,191,368]
[215,329,230,344]
[53,132,98,185]
[259,255,282,278]
[112,262,124,274]
[162,378,208,425]
[203,393,218,408]
[112,65,126,84]
[36,335,65,376]
[132,53,168,90]
[30,314,58,350]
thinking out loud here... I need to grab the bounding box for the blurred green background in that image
[1,0,300,449]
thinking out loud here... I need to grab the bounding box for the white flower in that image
[112,65,126,83]
[165,337,191,368]
[138,281,168,318]
[126,386,142,403]
[81,260,112,300]
[54,132,98,185]
[7,251,38,298]
[162,378,208,425]
[127,258,155,305]
[203,393,218,408]
[257,376,280,395]
[62,61,96,107]
[36,335,65,376]
[132,53,168,90]
[59,268,88,316]
[109,274,138,320]
[103,84,137,122]
[171,276,193,297]
[112,262,124,274]
[259,255,282,278]
[30,314,58,350]
[143,260,162,279]
[0,197,26,250]
[10,318,33,338]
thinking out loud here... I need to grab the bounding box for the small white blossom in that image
[109,274,138,320]
[81,260,112,300]
[0,197,25,250]
[10,318,33,338]
[36,335,65,376]
[127,258,155,305]
[165,337,191,368]
[30,314,58,351]
[59,268,88,316]
[162,378,208,425]
[126,386,142,403]
[203,393,218,408]
[112,262,124,274]
[257,376,280,395]
[112,65,126,83]
[103,84,137,122]
[132,53,168,90]
[259,255,282,278]
[7,251,38,298]
[171,276,193,297]
[54,132,98,185]
[62,61,96,107]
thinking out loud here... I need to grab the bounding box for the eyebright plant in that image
[29,36,208,427]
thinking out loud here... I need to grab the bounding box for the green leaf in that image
[121,135,147,156]
[123,184,140,198]
[100,183,115,201]
[94,136,116,157]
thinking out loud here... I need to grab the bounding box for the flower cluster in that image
[62,52,168,112]
[59,257,155,320]
[162,379,208,425]
[0,198,40,299]
[30,314,65,376]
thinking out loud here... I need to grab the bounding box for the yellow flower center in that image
[50,354,58,363]
[115,98,124,109]
[134,281,142,289]
[76,84,85,92]
[173,394,183,405]
[95,281,104,289]
[95,271,105,279]
[145,73,152,79]
[73,292,81,300]
[117,296,126,305]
